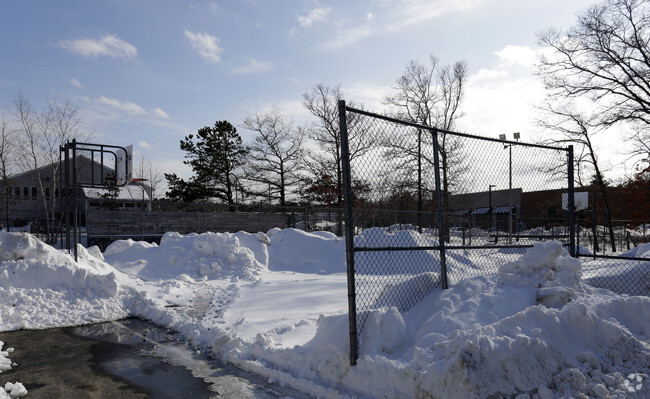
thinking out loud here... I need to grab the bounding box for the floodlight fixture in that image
[499,134,506,140]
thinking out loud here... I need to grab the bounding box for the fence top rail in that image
[577,253,650,261]
[344,105,570,153]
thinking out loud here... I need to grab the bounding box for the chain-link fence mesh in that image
[341,103,649,364]
[339,103,578,363]
[580,255,650,296]
[576,208,650,254]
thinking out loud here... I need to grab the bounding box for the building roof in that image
[471,207,491,215]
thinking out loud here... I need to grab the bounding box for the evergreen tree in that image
[164,173,213,203]
[165,121,249,207]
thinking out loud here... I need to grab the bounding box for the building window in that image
[31,187,37,200]
[14,187,20,198]
[45,188,51,198]
[23,187,29,198]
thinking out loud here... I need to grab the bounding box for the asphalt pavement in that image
[0,319,311,399]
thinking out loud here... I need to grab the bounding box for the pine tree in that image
[166,121,249,208]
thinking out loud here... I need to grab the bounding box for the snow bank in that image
[267,228,345,274]
[1,228,649,398]
[0,232,132,330]
[234,241,649,398]
[622,242,650,258]
[0,232,119,296]
[104,231,268,280]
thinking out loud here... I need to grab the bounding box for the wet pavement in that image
[0,318,312,398]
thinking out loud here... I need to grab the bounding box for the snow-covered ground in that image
[0,228,649,398]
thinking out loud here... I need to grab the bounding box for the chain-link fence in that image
[576,208,650,254]
[340,102,650,365]
[579,255,650,296]
[339,102,577,363]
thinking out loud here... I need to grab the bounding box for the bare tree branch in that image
[538,0,650,161]
[241,106,305,205]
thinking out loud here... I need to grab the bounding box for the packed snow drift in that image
[0,228,649,398]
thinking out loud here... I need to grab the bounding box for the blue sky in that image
[2,0,608,179]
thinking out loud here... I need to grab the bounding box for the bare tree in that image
[132,152,165,200]
[537,102,617,251]
[241,107,305,206]
[302,84,376,233]
[12,92,90,243]
[384,55,469,236]
[0,117,16,230]
[538,0,650,161]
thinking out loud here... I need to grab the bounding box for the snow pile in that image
[622,242,650,258]
[1,382,27,399]
[0,342,26,398]
[0,231,131,330]
[0,229,649,398]
[266,228,345,274]
[104,231,268,280]
[238,241,649,398]
[0,342,14,374]
[355,227,439,248]
[0,233,119,297]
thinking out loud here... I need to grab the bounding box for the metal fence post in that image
[338,100,359,366]
[63,143,71,254]
[72,139,79,261]
[431,129,449,290]
[568,145,576,257]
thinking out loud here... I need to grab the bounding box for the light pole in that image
[499,132,520,243]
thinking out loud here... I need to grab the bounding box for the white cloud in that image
[96,96,147,115]
[69,78,83,88]
[152,108,171,119]
[470,68,509,83]
[343,81,391,111]
[231,58,272,75]
[388,0,484,30]
[297,7,331,27]
[59,34,137,59]
[456,45,545,138]
[184,30,223,63]
[495,45,537,68]
[321,26,375,50]
[139,141,153,149]
[315,0,483,50]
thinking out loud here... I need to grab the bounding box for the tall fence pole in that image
[568,145,576,257]
[63,143,71,254]
[431,129,449,289]
[338,100,359,365]
[72,139,79,261]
